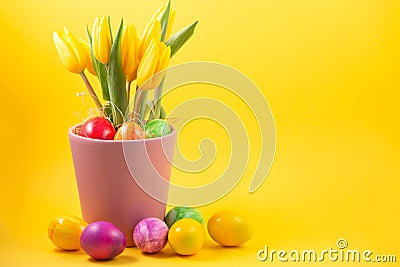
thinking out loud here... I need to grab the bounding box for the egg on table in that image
[168,218,205,255]
[207,210,253,247]
[48,216,88,250]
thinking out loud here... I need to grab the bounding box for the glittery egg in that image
[133,217,169,253]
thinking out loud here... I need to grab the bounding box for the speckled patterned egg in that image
[133,217,169,253]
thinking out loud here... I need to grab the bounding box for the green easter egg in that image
[165,207,204,228]
[145,119,172,138]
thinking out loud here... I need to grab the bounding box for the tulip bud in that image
[151,5,166,21]
[79,40,96,76]
[53,28,87,74]
[164,10,176,40]
[91,16,112,65]
[149,43,171,90]
[152,3,176,40]
[138,20,161,60]
[137,38,160,90]
[156,42,171,73]
[121,25,140,82]
[137,39,171,91]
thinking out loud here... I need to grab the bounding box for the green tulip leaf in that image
[107,19,127,126]
[165,20,198,57]
[160,104,166,119]
[108,16,113,44]
[159,1,171,41]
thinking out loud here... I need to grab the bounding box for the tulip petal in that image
[138,20,161,60]
[99,16,112,64]
[91,16,112,64]
[137,38,160,89]
[156,45,171,73]
[63,29,87,72]
[165,10,176,40]
[53,30,85,74]
[151,45,170,89]
[91,17,100,62]
[122,24,140,82]
[80,40,96,76]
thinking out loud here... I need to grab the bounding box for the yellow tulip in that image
[150,5,165,21]
[156,42,171,73]
[121,25,140,82]
[79,40,96,76]
[137,38,160,89]
[137,39,171,90]
[138,20,161,60]
[151,43,171,88]
[91,16,111,65]
[164,10,176,40]
[53,28,87,74]
[150,3,176,40]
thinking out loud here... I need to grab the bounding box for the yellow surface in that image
[1,0,399,266]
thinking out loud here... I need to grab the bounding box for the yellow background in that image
[1,0,399,266]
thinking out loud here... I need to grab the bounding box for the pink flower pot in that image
[69,125,176,247]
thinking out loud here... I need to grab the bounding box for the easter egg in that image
[48,216,88,250]
[80,221,126,260]
[207,210,253,246]
[165,207,204,228]
[114,121,146,140]
[78,117,116,140]
[145,119,171,138]
[168,218,205,255]
[133,217,169,253]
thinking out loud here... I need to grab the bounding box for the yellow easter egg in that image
[207,210,253,246]
[48,216,88,250]
[168,218,205,255]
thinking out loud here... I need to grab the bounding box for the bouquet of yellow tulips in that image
[53,2,197,140]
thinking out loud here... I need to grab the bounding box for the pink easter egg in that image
[80,221,126,260]
[133,217,169,253]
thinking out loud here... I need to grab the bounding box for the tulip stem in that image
[154,77,165,119]
[126,81,131,107]
[133,88,143,121]
[79,72,104,114]
[139,91,148,121]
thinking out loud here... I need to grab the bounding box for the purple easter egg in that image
[133,217,169,253]
[80,221,126,260]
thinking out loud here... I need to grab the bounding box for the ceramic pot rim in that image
[68,123,176,145]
